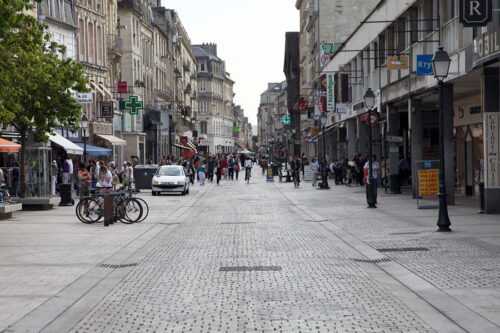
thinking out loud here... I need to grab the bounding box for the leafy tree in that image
[0,14,87,197]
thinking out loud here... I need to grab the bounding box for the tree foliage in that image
[0,1,88,196]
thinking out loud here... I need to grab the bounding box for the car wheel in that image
[181,187,186,195]
[186,188,189,194]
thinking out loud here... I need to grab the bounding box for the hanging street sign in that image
[100,101,114,118]
[459,0,492,27]
[387,56,409,70]
[386,135,404,143]
[118,81,128,93]
[336,103,347,114]
[282,115,290,124]
[125,96,143,115]
[298,99,309,112]
[417,55,434,76]
[326,73,335,111]
[75,92,93,104]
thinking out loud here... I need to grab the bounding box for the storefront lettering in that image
[473,28,500,67]
[485,113,499,188]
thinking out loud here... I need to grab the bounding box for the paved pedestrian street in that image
[2,175,500,333]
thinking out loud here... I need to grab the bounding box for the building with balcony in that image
[321,0,500,213]
[257,82,285,157]
[193,43,235,154]
[295,0,378,158]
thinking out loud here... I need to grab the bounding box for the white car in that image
[151,165,190,196]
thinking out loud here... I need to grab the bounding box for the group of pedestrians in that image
[163,153,255,186]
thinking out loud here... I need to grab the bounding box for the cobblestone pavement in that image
[3,174,500,332]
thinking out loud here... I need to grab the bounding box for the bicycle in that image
[245,167,252,183]
[0,184,15,204]
[75,188,148,224]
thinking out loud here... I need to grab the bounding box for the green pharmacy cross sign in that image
[125,96,143,115]
[282,115,290,124]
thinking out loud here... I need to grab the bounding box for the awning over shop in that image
[186,141,198,153]
[75,143,112,156]
[172,143,192,150]
[95,134,126,146]
[0,138,20,153]
[49,133,84,155]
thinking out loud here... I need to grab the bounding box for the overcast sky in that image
[162,0,299,128]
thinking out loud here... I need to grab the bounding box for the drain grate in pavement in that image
[352,258,391,264]
[221,222,257,225]
[377,247,429,252]
[389,232,422,235]
[99,263,138,269]
[220,266,282,272]
[160,222,181,225]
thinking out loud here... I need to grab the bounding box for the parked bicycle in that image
[76,188,149,224]
[0,184,15,204]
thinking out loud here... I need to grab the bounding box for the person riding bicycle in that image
[244,156,252,181]
[290,155,301,186]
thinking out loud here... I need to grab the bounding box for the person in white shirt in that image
[97,166,113,193]
[244,156,252,181]
[363,154,381,203]
[125,161,134,188]
[68,158,74,185]
[310,158,319,187]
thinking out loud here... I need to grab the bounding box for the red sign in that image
[298,99,309,112]
[318,98,325,112]
[180,136,188,145]
[366,112,379,126]
[118,81,127,93]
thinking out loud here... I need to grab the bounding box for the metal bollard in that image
[103,195,114,226]
[478,182,485,214]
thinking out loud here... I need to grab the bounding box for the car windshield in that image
[157,167,182,176]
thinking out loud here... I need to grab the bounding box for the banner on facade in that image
[118,81,128,93]
[387,56,409,70]
[75,92,93,104]
[336,104,347,114]
[326,73,335,111]
[417,55,434,76]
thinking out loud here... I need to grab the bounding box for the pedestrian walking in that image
[234,162,240,180]
[199,163,206,186]
[77,163,91,200]
[12,163,19,197]
[222,156,228,179]
[228,155,235,180]
[125,161,134,188]
[310,157,319,187]
[97,166,113,193]
[364,154,380,203]
[51,160,58,196]
[216,161,222,185]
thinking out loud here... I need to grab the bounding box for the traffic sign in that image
[366,112,379,126]
[298,99,308,112]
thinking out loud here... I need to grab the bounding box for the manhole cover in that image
[351,258,391,264]
[99,263,138,269]
[220,266,282,272]
[377,247,429,252]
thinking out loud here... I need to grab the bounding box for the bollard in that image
[478,182,485,214]
[103,195,114,226]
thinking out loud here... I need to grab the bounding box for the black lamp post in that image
[364,88,376,208]
[81,115,88,163]
[319,112,329,189]
[432,46,452,232]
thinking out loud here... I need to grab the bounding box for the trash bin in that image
[58,183,74,206]
[133,164,159,190]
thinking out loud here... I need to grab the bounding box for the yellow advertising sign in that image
[418,169,439,197]
[387,56,409,70]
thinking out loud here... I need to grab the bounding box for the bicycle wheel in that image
[133,197,149,222]
[119,198,143,224]
[76,198,102,224]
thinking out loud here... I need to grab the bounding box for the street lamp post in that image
[81,115,88,163]
[319,112,329,189]
[432,46,452,232]
[364,88,376,208]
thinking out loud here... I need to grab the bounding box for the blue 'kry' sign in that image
[417,55,433,76]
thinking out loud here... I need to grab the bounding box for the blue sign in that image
[266,166,274,181]
[417,55,433,76]
[424,161,432,169]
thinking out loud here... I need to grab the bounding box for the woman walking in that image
[77,163,91,200]
[234,162,240,180]
[198,162,206,186]
[216,161,222,185]
[97,166,113,193]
